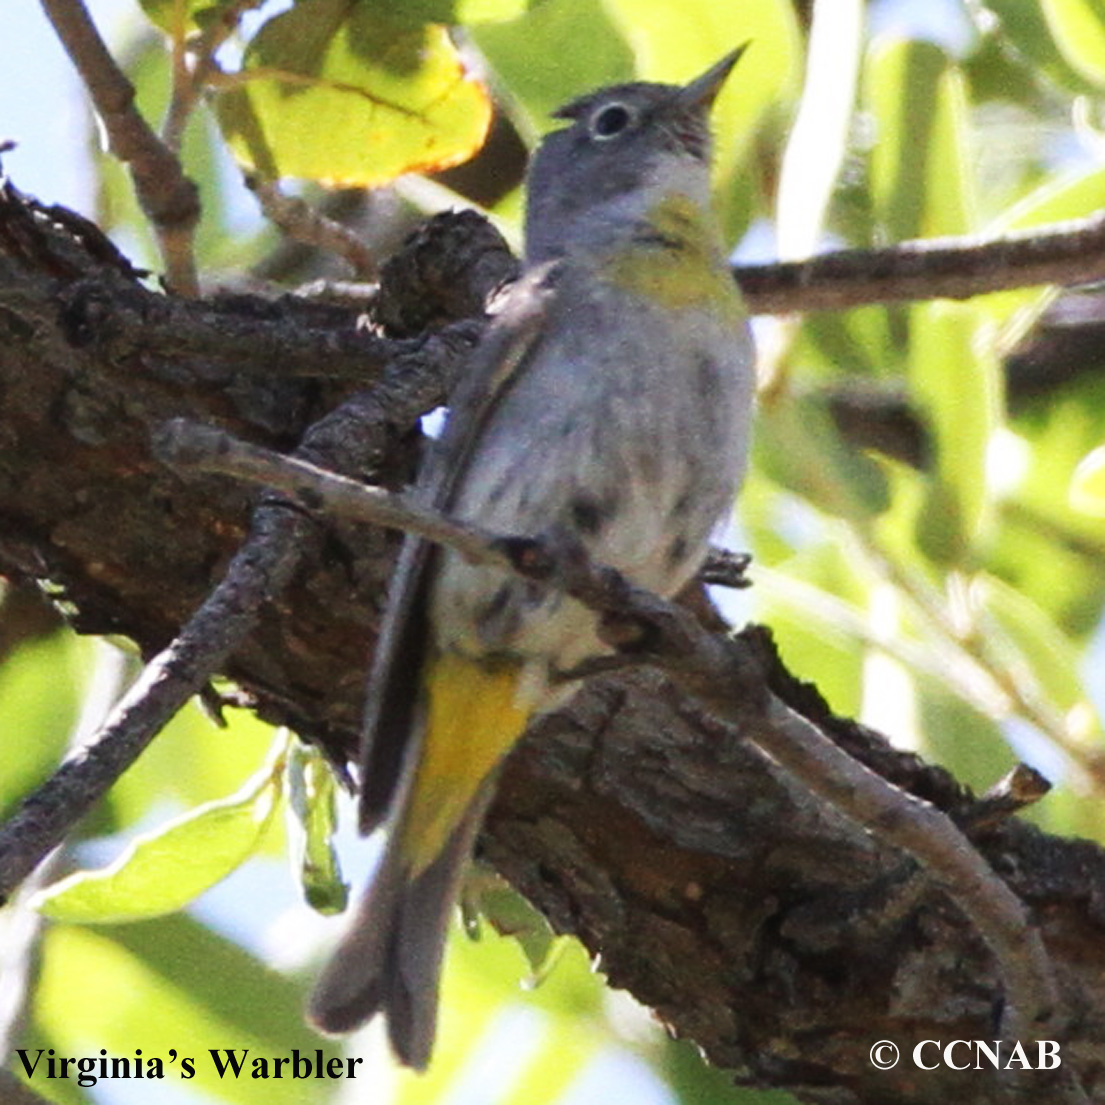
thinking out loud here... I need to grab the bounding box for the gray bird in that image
[309,47,756,1069]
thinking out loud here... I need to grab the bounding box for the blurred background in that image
[3,0,1105,1102]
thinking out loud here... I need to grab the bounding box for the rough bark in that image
[2,179,1105,1103]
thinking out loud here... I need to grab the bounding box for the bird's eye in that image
[589,102,635,140]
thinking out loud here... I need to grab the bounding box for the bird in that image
[308,46,757,1069]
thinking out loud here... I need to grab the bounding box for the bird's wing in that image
[358,262,560,832]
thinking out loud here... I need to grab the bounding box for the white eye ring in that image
[589,101,636,140]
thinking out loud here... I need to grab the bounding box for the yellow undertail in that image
[398,652,532,877]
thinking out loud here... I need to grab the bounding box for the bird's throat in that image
[601,193,742,315]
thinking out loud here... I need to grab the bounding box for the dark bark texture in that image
[2,178,1105,1104]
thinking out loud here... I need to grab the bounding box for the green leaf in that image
[755,392,891,523]
[988,498,1105,638]
[1071,445,1105,516]
[909,302,1000,564]
[466,873,560,979]
[399,933,602,1099]
[989,164,1105,232]
[1041,0,1105,87]
[865,38,975,240]
[0,630,91,822]
[969,0,1105,94]
[915,675,1017,793]
[107,699,285,833]
[138,0,241,36]
[286,739,348,914]
[662,1035,796,1105]
[31,918,337,1105]
[994,376,1105,634]
[914,479,973,565]
[359,0,526,25]
[747,541,871,719]
[216,0,492,185]
[496,1015,599,1105]
[471,0,635,132]
[1025,776,1105,840]
[796,305,898,382]
[33,742,285,923]
[978,572,1100,722]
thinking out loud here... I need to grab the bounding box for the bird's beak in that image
[677,43,750,111]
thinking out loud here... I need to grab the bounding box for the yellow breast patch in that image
[601,193,745,319]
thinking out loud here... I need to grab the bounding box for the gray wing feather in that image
[357,264,559,832]
[310,265,559,1056]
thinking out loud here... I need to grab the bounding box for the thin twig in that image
[0,502,305,901]
[293,279,379,309]
[246,177,379,278]
[165,13,190,154]
[39,0,200,293]
[762,700,1056,1029]
[736,209,1105,315]
[965,764,1053,833]
[161,0,261,153]
[155,420,505,562]
[701,547,752,589]
[153,419,1068,1054]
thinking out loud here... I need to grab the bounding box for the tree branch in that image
[246,176,380,279]
[0,191,505,898]
[736,209,1105,314]
[161,0,261,154]
[153,419,1070,1068]
[38,0,201,292]
[0,484,305,901]
[5,178,1105,1102]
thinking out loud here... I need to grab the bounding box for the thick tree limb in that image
[0,201,505,898]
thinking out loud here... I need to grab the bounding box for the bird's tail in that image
[308,653,531,1066]
[307,781,491,1068]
